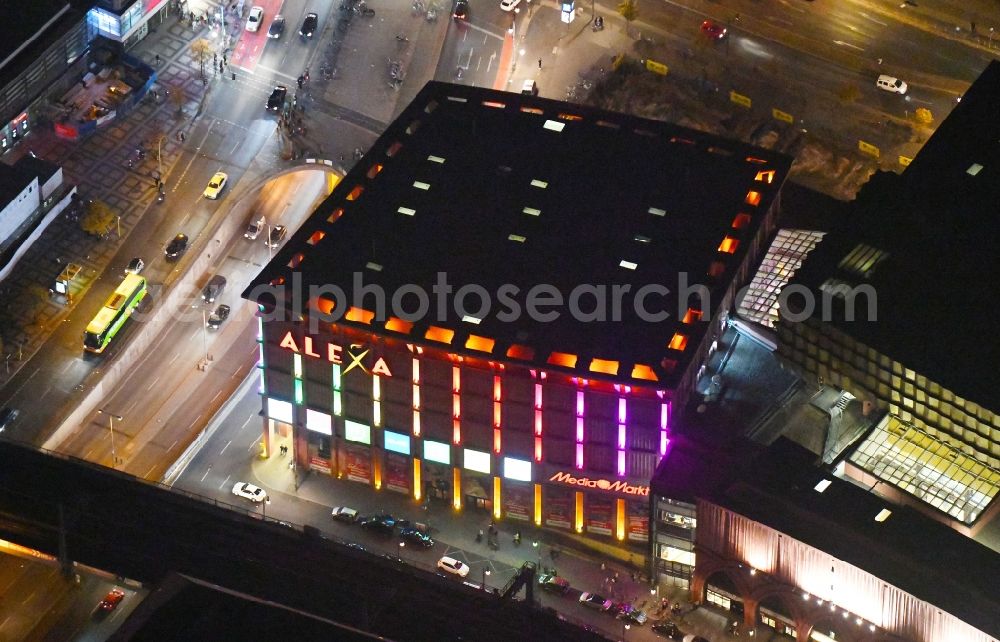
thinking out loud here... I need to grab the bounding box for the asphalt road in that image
[55,170,330,479]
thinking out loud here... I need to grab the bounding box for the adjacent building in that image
[244,81,792,551]
[775,61,1000,546]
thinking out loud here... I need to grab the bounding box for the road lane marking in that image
[220,474,231,490]
[172,118,218,194]
[39,385,52,402]
[465,22,503,39]
[248,437,259,452]
[859,12,888,26]
[146,375,161,391]
[833,40,864,51]
[241,413,254,431]
[221,440,232,455]
[169,439,178,452]
[169,351,181,365]
[61,359,77,375]
[200,466,212,482]
[145,463,157,478]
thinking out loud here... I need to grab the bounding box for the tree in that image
[617,0,638,36]
[914,107,933,125]
[190,38,214,81]
[81,200,116,237]
[169,86,187,116]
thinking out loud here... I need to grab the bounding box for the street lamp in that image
[482,567,491,591]
[97,409,123,468]
[263,497,271,520]
[398,541,406,562]
[622,621,630,641]
[193,305,210,366]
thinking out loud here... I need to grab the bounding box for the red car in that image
[700,19,727,40]
[98,588,125,612]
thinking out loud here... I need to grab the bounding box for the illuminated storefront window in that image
[267,398,293,424]
[503,457,532,481]
[345,420,371,444]
[384,430,411,455]
[464,448,490,474]
[305,409,332,435]
[424,439,451,465]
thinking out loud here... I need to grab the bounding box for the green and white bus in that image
[84,273,147,353]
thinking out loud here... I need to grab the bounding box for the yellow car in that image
[203,172,229,199]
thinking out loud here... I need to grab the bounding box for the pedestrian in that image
[214,52,218,66]
[614,571,619,581]
[155,54,161,65]
[180,131,186,142]
[537,58,542,69]
[601,562,606,571]
[223,53,227,65]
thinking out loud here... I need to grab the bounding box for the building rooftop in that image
[0,0,73,77]
[783,60,1000,410]
[652,437,1000,637]
[245,81,792,388]
[0,160,36,202]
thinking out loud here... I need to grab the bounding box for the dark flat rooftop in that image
[246,81,792,387]
[0,0,72,72]
[652,438,1000,637]
[785,60,1000,409]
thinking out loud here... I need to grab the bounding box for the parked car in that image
[652,621,683,639]
[203,171,228,199]
[538,573,571,595]
[700,19,727,40]
[0,407,19,433]
[266,224,287,248]
[201,274,227,303]
[164,233,189,259]
[207,304,231,329]
[437,556,469,577]
[876,74,908,94]
[299,12,318,37]
[267,85,287,112]
[268,14,285,38]
[500,0,521,11]
[97,588,125,612]
[360,515,396,536]
[579,592,613,611]
[124,257,144,274]
[616,605,648,624]
[400,527,435,547]
[331,506,360,523]
[452,0,469,20]
[245,6,264,32]
[232,482,268,502]
[245,215,266,240]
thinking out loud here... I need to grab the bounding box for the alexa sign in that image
[278,331,393,377]
[549,471,649,497]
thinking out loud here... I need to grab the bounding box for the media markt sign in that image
[548,471,649,497]
[278,331,393,377]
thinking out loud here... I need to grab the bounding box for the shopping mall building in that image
[243,81,791,551]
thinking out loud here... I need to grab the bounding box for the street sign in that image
[729,91,752,108]
[644,59,668,76]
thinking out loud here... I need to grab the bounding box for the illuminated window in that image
[648,207,666,217]
[365,262,382,271]
[384,430,411,455]
[464,448,491,474]
[631,364,657,381]
[838,243,889,278]
[558,113,583,121]
[413,181,430,191]
[424,440,451,464]
[668,333,688,351]
[814,479,832,493]
[523,207,541,216]
[465,334,495,353]
[547,352,578,368]
[745,191,761,206]
[306,409,332,435]
[619,260,638,270]
[306,230,326,245]
[482,100,506,109]
[503,457,532,481]
[520,106,543,114]
[366,163,384,179]
[508,234,527,242]
[347,185,365,201]
[425,326,455,344]
[755,169,776,183]
[681,308,703,324]
[530,179,548,188]
[633,234,652,243]
[328,208,344,223]
[589,358,619,375]
[427,155,445,163]
[875,508,892,522]
[345,420,371,444]
[397,206,416,216]
[718,236,740,254]
[543,120,565,132]
[385,317,413,333]
[506,344,535,360]
[268,398,293,424]
[345,307,374,324]
[966,163,983,176]
[731,213,751,229]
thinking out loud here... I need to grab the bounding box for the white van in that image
[876,75,907,95]
[521,79,538,96]
[244,214,266,240]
